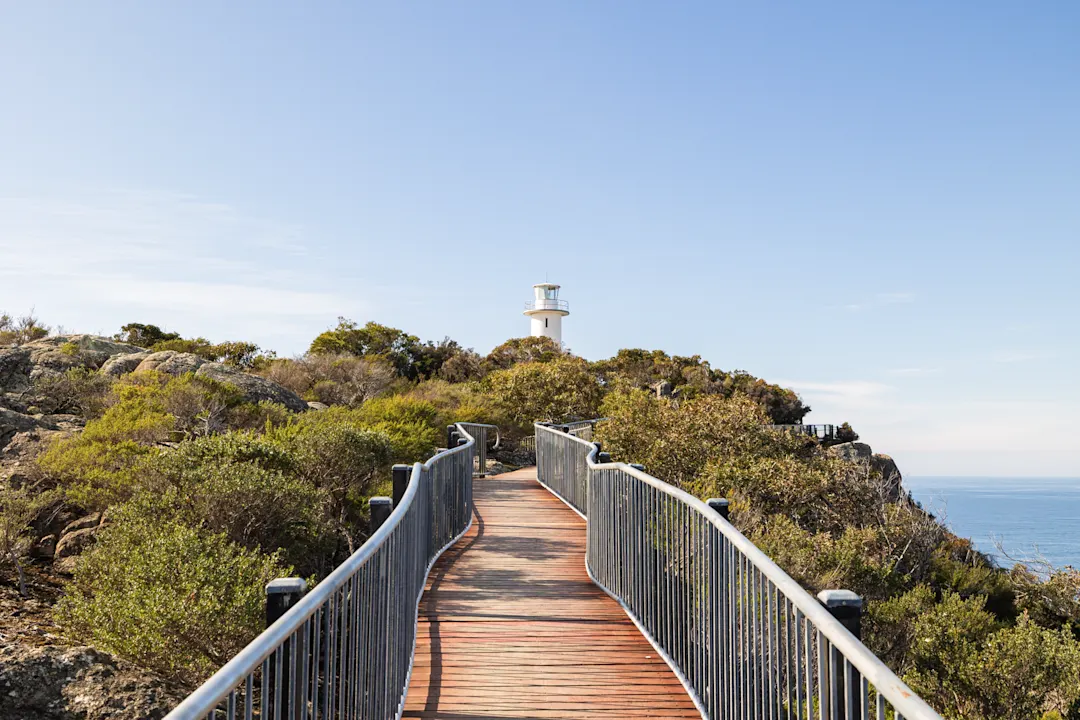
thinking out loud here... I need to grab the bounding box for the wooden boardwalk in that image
[403,467,699,720]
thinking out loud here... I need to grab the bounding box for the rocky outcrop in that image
[1,337,142,409]
[0,642,179,720]
[827,441,904,501]
[133,351,205,376]
[52,514,104,574]
[196,363,308,412]
[1,407,41,449]
[99,352,150,377]
[0,347,34,395]
[23,336,145,374]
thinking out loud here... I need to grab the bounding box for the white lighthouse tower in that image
[524,283,569,346]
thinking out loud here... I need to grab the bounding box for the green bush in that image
[597,390,774,489]
[483,357,603,429]
[32,367,115,417]
[36,372,279,509]
[269,410,395,549]
[899,595,1080,720]
[134,454,334,577]
[352,396,441,462]
[56,516,289,687]
[35,380,174,509]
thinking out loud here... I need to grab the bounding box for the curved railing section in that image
[536,421,943,720]
[166,422,485,720]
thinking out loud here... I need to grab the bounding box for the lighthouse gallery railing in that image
[165,423,481,720]
[536,421,943,720]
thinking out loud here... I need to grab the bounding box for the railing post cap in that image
[707,497,730,508]
[266,577,307,595]
[392,463,412,470]
[369,496,393,508]
[629,463,645,471]
[817,589,863,609]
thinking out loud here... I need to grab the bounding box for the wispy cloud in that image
[887,367,942,377]
[773,378,895,410]
[876,292,915,304]
[0,190,358,352]
[992,351,1047,364]
[834,292,915,313]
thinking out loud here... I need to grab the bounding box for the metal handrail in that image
[535,422,943,720]
[457,422,500,477]
[523,299,569,312]
[166,423,483,720]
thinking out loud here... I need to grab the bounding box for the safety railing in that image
[524,298,569,312]
[453,422,499,477]
[536,422,943,720]
[165,423,484,720]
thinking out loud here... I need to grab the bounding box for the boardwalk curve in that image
[403,467,699,719]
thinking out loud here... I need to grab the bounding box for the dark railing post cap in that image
[707,498,730,519]
[629,463,645,471]
[817,589,863,609]
[597,451,612,463]
[266,577,307,596]
[370,496,393,508]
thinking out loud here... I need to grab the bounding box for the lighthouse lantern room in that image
[523,283,569,346]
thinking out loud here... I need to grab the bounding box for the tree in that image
[309,318,423,379]
[439,349,485,383]
[114,323,181,348]
[484,336,563,372]
[483,357,603,427]
[0,311,50,345]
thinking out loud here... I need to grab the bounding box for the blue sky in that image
[2,3,1078,477]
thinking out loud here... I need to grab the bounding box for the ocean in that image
[906,476,1080,570]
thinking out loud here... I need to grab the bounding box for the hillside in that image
[1,313,1077,720]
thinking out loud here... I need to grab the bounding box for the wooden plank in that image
[402,467,698,720]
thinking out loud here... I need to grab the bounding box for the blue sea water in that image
[905,476,1080,569]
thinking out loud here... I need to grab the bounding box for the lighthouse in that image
[524,283,569,346]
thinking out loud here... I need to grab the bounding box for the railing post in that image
[819,589,863,719]
[369,496,393,535]
[266,578,307,720]
[707,497,730,520]
[446,425,457,449]
[392,464,411,507]
[597,452,612,463]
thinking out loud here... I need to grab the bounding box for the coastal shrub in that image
[35,382,174,509]
[268,410,395,549]
[438,348,485,382]
[309,319,423,378]
[114,322,181,348]
[406,380,507,429]
[260,354,397,406]
[0,311,50,346]
[130,457,334,577]
[0,483,60,595]
[1010,562,1080,634]
[35,372,271,509]
[32,367,114,417]
[597,390,774,488]
[352,396,441,462]
[57,516,288,687]
[898,594,1080,720]
[483,336,563,371]
[483,357,603,429]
